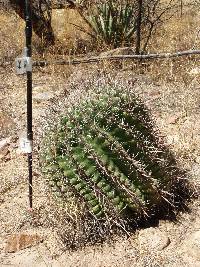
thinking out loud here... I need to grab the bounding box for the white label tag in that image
[20,138,32,153]
[15,57,32,75]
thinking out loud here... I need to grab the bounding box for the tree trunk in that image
[135,0,143,54]
[9,0,55,46]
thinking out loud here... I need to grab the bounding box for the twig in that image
[33,49,200,67]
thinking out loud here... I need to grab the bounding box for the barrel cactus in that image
[41,85,186,222]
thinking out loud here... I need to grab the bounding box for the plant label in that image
[15,57,32,75]
[20,137,33,153]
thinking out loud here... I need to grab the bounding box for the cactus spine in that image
[42,88,184,219]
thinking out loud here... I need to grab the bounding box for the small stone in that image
[195,157,200,164]
[167,134,180,145]
[0,137,11,151]
[0,147,10,160]
[181,230,200,260]
[33,171,40,177]
[167,115,179,124]
[138,228,170,252]
[33,85,45,92]
[4,233,43,253]
[189,67,200,75]
[33,108,47,118]
[2,152,11,162]
[33,92,54,103]
[0,137,11,160]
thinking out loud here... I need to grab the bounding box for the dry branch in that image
[33,49,200,67]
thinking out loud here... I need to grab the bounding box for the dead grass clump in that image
[51,8,93,55]
[119,56,200,85]
[0,10,24,66]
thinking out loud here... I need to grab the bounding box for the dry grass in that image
[0,10,24,66]
[51,8,93,55]
[147,7,200,52]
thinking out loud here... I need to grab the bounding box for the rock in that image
[195,157,200,164]
[33,92,54,103]
[138,228,170,252]
[0,147,10,160]
[0,137,11,151]
[0,112,16,138]
[166,134,180,145]
[4,233,43,253]
[181,231,200,260]
[1,152,11,162]
[167,115,180,124]
[0,137,11,160]
[33,108,47,118]
[189,67,200,75]
[33,85,46,92]
[33,171,40,177]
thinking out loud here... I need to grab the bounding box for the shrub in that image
[85,1,137,48]
[77,0,181,52]
[41,82,187,224]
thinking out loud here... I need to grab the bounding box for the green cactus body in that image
[71,146,127,212]
[41,87,184,220]
[57,157,103,218]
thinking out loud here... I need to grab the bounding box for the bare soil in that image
[0,64,200,267]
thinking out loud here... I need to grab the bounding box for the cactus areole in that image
[42,86,184,220]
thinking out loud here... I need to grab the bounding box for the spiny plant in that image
[85,0,137,48]
[41,84,187,224]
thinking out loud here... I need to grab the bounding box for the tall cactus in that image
[41,86,186,220]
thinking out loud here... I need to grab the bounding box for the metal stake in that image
[24,0,33,209]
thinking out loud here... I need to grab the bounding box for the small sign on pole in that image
[20,137,33,154]
[15,56,32,75]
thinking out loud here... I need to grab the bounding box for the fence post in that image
[25,0,33,209]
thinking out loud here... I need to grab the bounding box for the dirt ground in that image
[0,63,200,267]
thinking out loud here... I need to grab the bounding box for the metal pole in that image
[24,0,33,209]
